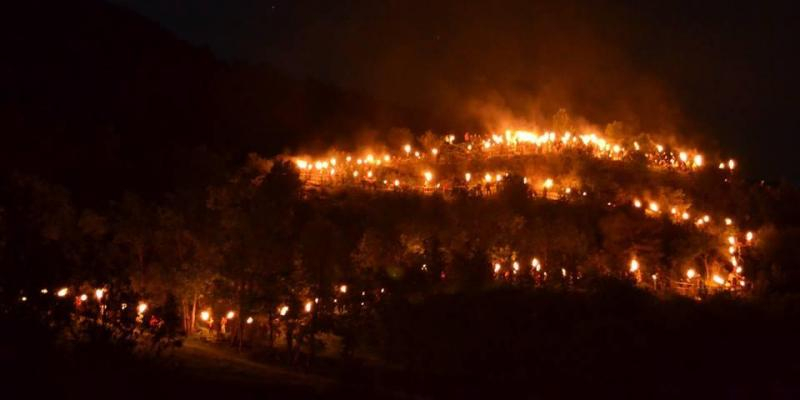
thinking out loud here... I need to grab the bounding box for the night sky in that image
[109,0,800,181]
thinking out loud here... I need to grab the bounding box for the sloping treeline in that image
[3,150,800,321]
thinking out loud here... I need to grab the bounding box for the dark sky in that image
[109,0,800,180]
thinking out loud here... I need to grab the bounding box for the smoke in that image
[118,0,800,179]
[261,1,691,143]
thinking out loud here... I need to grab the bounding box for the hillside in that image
[0,0,423,207]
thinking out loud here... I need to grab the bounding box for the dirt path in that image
[169,339,420,399]
[172,339,336,391]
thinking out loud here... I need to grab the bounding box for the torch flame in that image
[629,258,639,272]
[531,258,541,272]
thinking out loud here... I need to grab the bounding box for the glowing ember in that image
[246,317,254,324]
[279,305,289,316]
[696,218,705,226]
[137,303,148,314]
[746,231,754,242]
[200,310,210,321]
[686,269,696,279]
[629,259,639,272]
[226,311,235,319]
[712,275,725,285]
[95,288,104,301]
[305,301,313,313]
[56,288,68,297]
[339,284,348,294]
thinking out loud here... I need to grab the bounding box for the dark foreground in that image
[4,284,800,400]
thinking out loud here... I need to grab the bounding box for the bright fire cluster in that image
[288,129,754,294]
[290,130,733,195]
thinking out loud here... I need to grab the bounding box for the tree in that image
[153,205,221,333]
[208,157,304,351]
[0,174,78,289]
[113,193,153,293]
